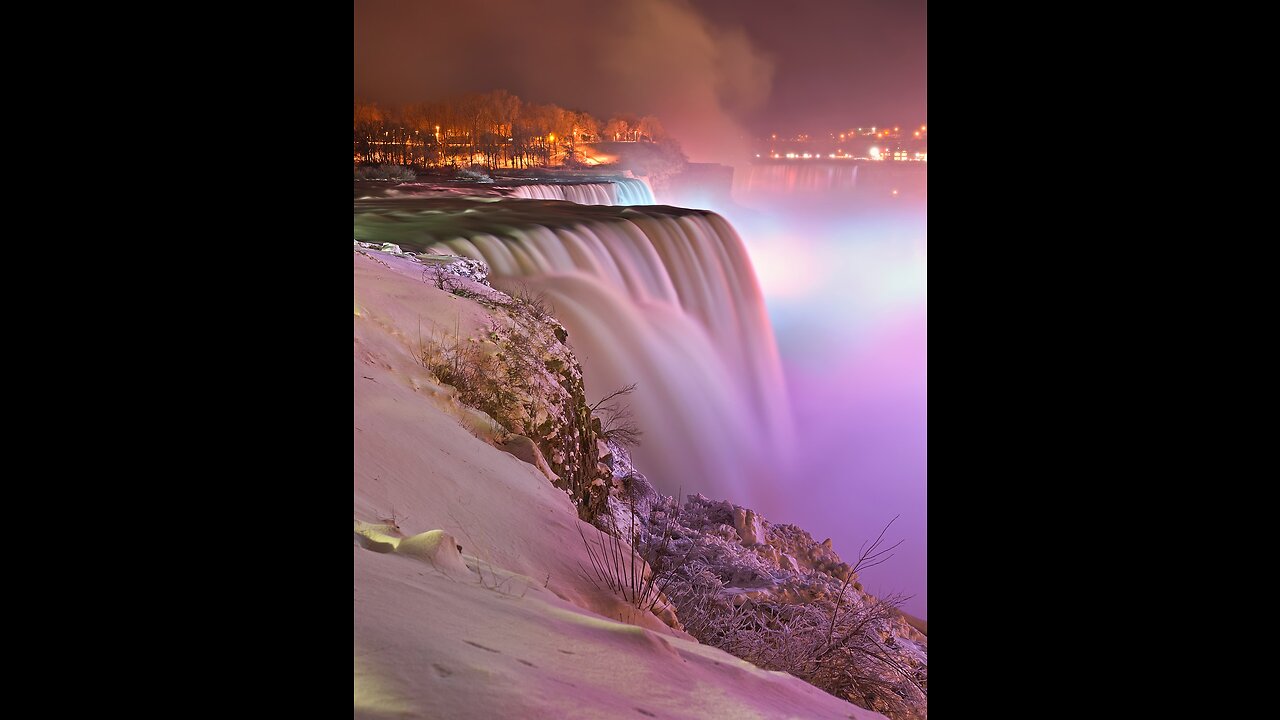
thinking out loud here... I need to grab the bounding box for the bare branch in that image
[590,382,638,412]
[590,382,644,447]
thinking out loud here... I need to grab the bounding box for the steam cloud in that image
[354,0,775,166]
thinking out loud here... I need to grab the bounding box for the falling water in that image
[508,178,655,205]
[735,163,859,195]
[733,161,927,204]
[354,198,790,511]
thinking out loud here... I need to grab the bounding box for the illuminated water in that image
[509,177,655,205]
[734,160,926,204]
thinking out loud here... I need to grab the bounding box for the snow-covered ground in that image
[354,248,886,719]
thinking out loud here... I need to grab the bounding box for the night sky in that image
[355,0,926,164]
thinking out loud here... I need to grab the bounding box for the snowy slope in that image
[354,250,884,719]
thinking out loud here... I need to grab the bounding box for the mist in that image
[669,170,928,618]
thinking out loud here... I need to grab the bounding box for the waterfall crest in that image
[508,178,655,206]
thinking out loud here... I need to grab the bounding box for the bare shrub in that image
[511,285,553,324]
[590,383,644,447]
[418,319,532,438]
[577,495,685,617]
[415,296,609,523]
[355,163,417,181]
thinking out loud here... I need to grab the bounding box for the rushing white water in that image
[353,198,790,511]
[508,178,655,206]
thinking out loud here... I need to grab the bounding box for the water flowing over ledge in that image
[356,177,655,206]
[354,197,792,511]
[509,177,655,205]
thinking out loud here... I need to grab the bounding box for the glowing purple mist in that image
[700,163,927,618]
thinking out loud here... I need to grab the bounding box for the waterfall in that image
[734,163,859,197]
[733,161,927,203]
[354,198,790,511]
[614,178,656,205]
[508,178,655,206]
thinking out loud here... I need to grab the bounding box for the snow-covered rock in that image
[418,254,490,284]
[619,492,928,720]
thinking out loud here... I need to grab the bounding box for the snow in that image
[355,249,885,719]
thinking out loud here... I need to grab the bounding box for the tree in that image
[638,115,666,142]
[486,89,522,168]
[353,91,671,170]
[604,117,630,142]
[354,101,384,164]
[574,111,600,144]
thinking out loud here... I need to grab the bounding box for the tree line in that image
[355,90,668,169]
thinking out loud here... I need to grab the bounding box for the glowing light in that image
[914,131,920,137]
[828,153,835,158]
[756,153,761,158]
[742,236,823,299]
[892,189,899,196]
[786,152,796,158]
[894,127,900,132]
[869,147,881,160]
